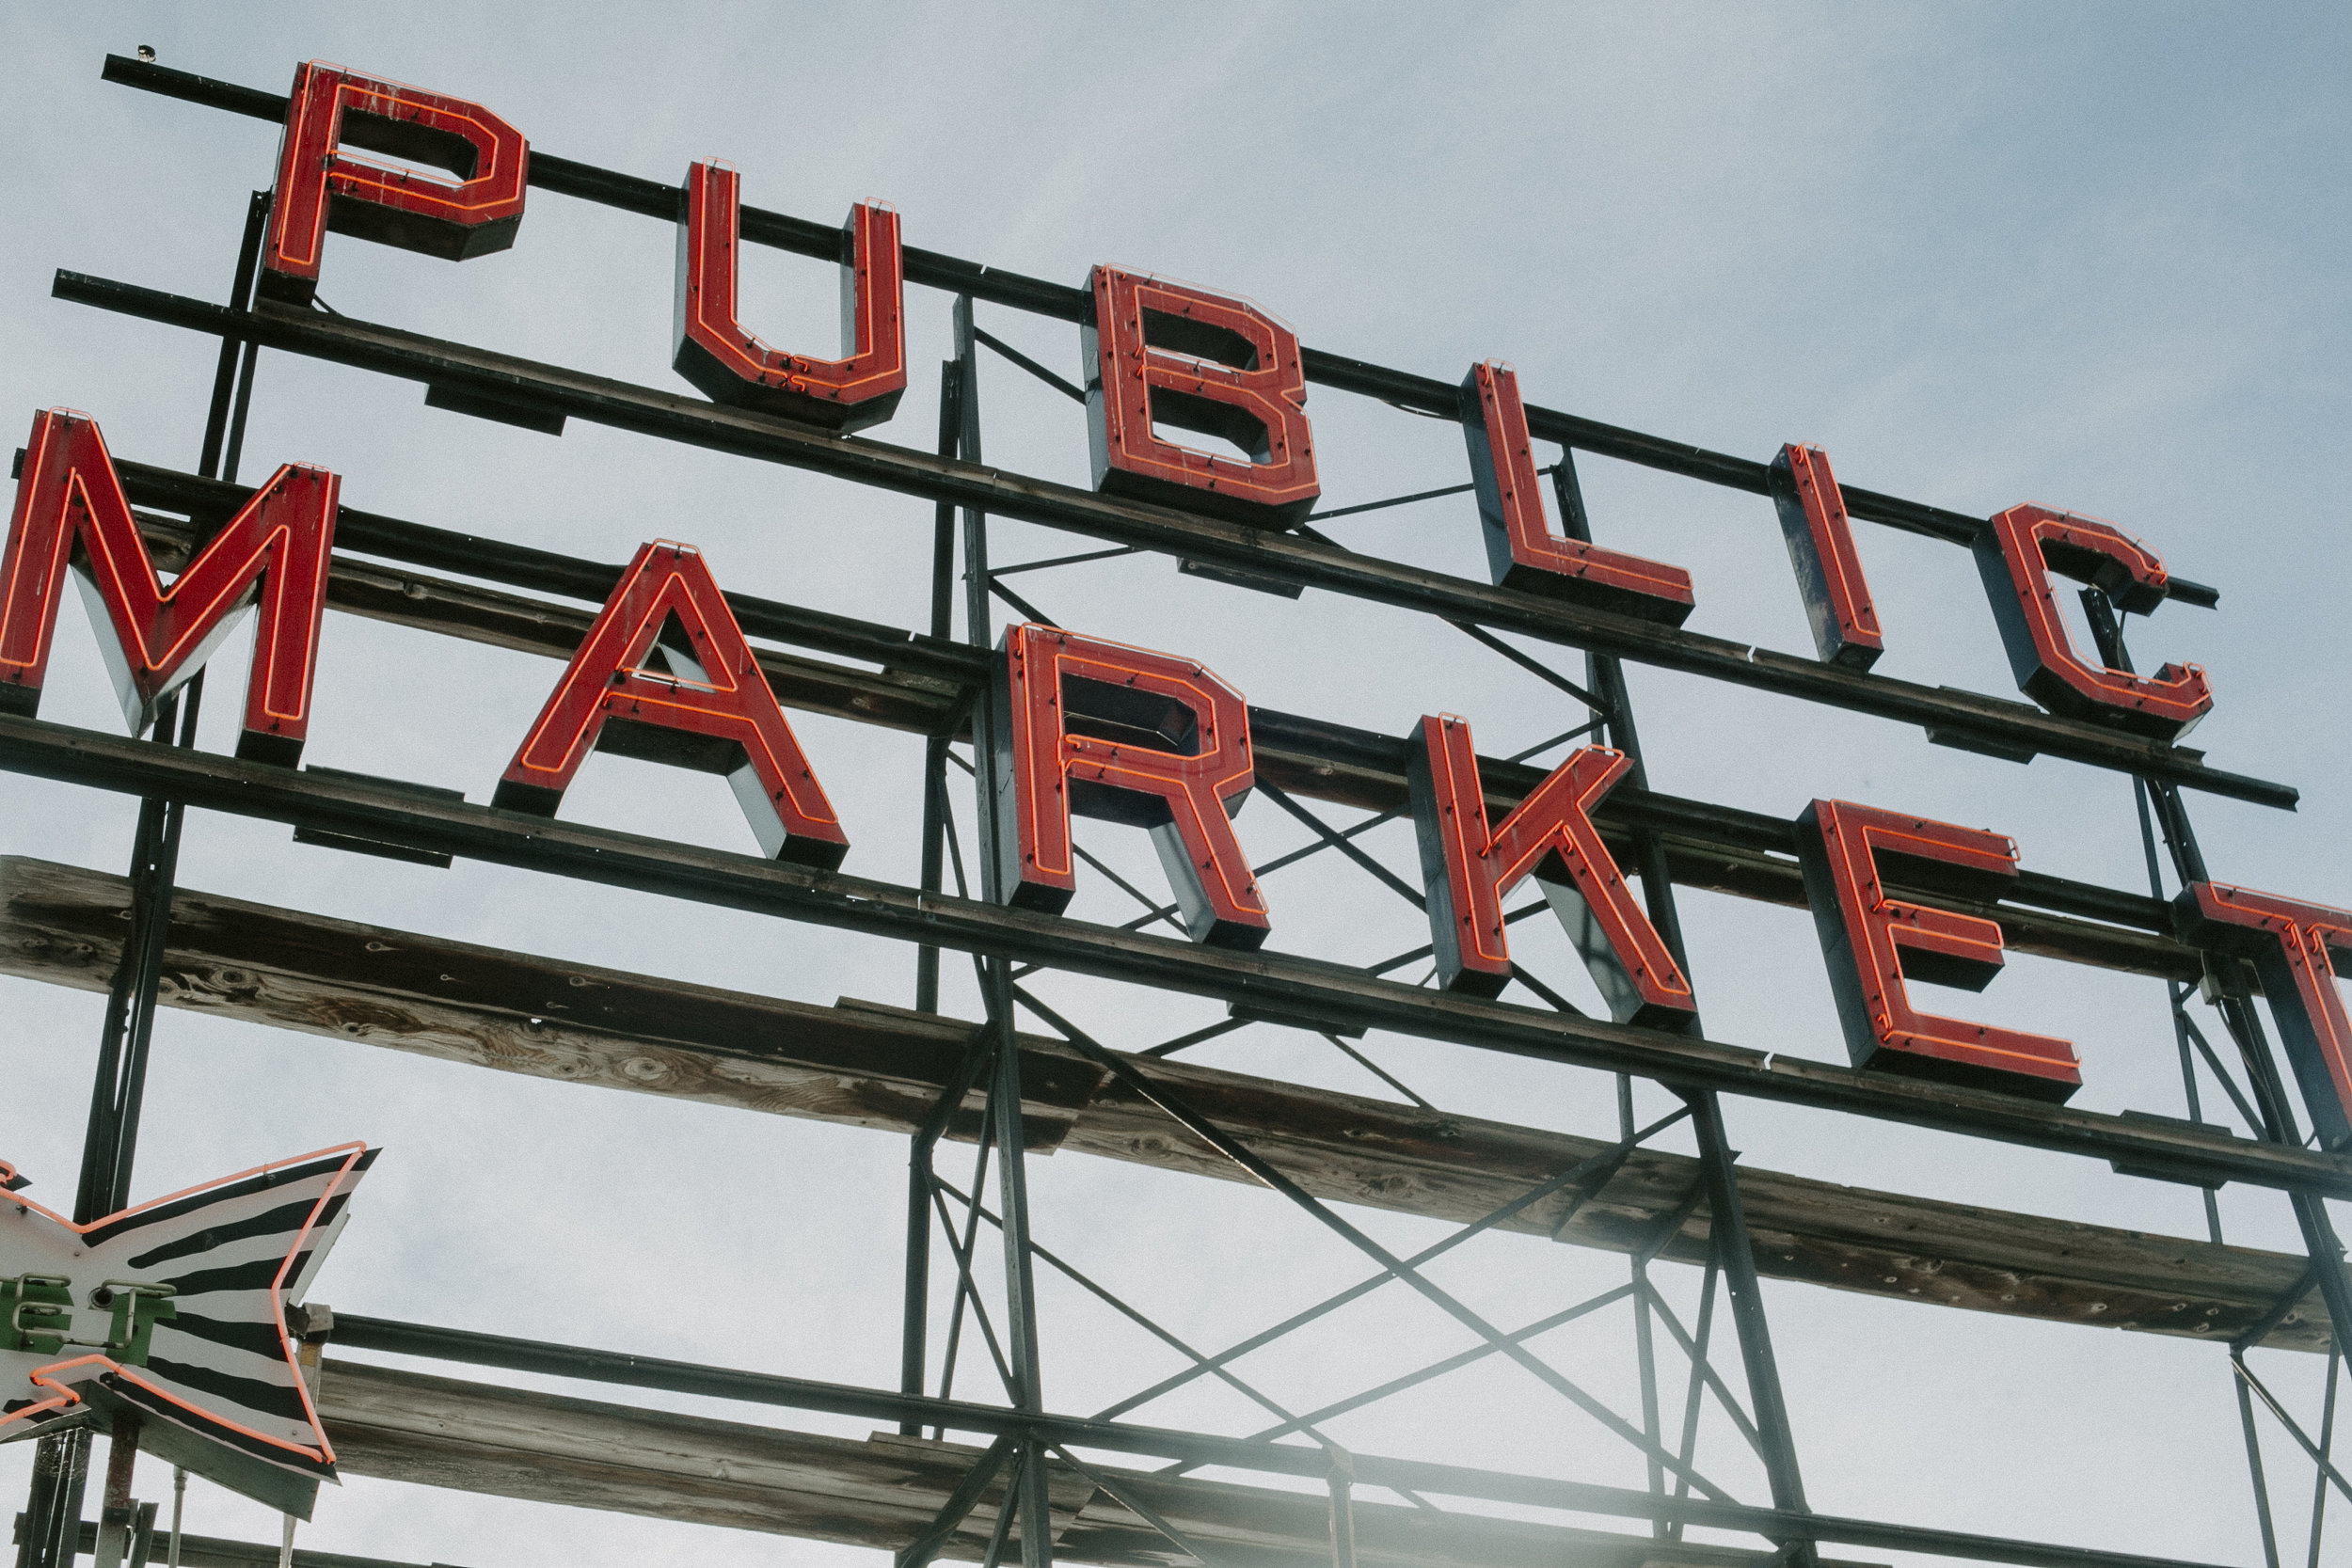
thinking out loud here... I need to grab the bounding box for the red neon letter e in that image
[1974,504,2210,739]
[996,623,1266,948]
[1084,267,1318,528]
[1795,799,2078,1100]
[1405,713,1693,1023]
[1767,443,1882,669]
[2175,882,2352,1150]
[493,542,848,868]
[1459,363,1694,626]
[262,61,529,306]
[673,163,907,433]
[0,409,337,766]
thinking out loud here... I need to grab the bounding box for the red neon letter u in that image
[673,162,908,432]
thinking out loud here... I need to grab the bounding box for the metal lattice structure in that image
[7,50,2349,1568]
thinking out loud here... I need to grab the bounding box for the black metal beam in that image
[91,53,2219,610]
[0,712,2334,1196]
[69,444,2201,982]
[320,1315,2238,1568]
[52,274,2285,808]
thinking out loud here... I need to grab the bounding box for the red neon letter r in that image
[995,623,1267,948]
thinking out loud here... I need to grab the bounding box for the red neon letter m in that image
[0,409,338,766]
[995,624,1267,948]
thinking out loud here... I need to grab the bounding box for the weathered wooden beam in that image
[1,717,2329,1196]
[112,504,2211,989]
[314,1357,1870,1568]
[0,856,2323,1350]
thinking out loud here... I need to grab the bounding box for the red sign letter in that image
[1405,713,1694,1025]
[995,623,1266,948]
[1084,267,1318,528]
[493,542,847,867]
[1795,800,2078,1100]
[2175,882,2352,1151]
[262,61,529,306]
[1459,363,1694,626]
[0,409,337,766]
[1974,504,2211,739]
[673,163,907,433]
[1767,443,1882,669]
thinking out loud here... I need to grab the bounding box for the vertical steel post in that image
[953,294,1053,1568]
[1553,453,1811,1558]
[903,356,969,1433]
[1325,1447,1358,1568]
[26,185,270,1568]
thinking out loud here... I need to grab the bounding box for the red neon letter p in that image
[262,61,529,305]
[994,623,1267,948]
[0,409,338,765]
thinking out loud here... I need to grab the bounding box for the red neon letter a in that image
[2175,882,2352,1150]
[1405,713,1693,1024]
[494,542,848,868]
[0,409,338,766]
[1459,363,1693,626]
[995,623,1267,948]
[262,61,529,305]
[1795,799,2079,1101]
[673,163,907,432]
[1084,267,1318,528]
[1974,504,2210,739]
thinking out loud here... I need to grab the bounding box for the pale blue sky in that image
[0,6,2346,1565]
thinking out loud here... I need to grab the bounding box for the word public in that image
[5,62,2345,1144]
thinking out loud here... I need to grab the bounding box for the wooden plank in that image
[2,717,2332,1196]
[0,856,2323,1351]
[314,1358,1873,1567]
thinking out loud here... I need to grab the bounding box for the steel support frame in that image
[17,186,270,1568]
[3,59,2336,1568]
